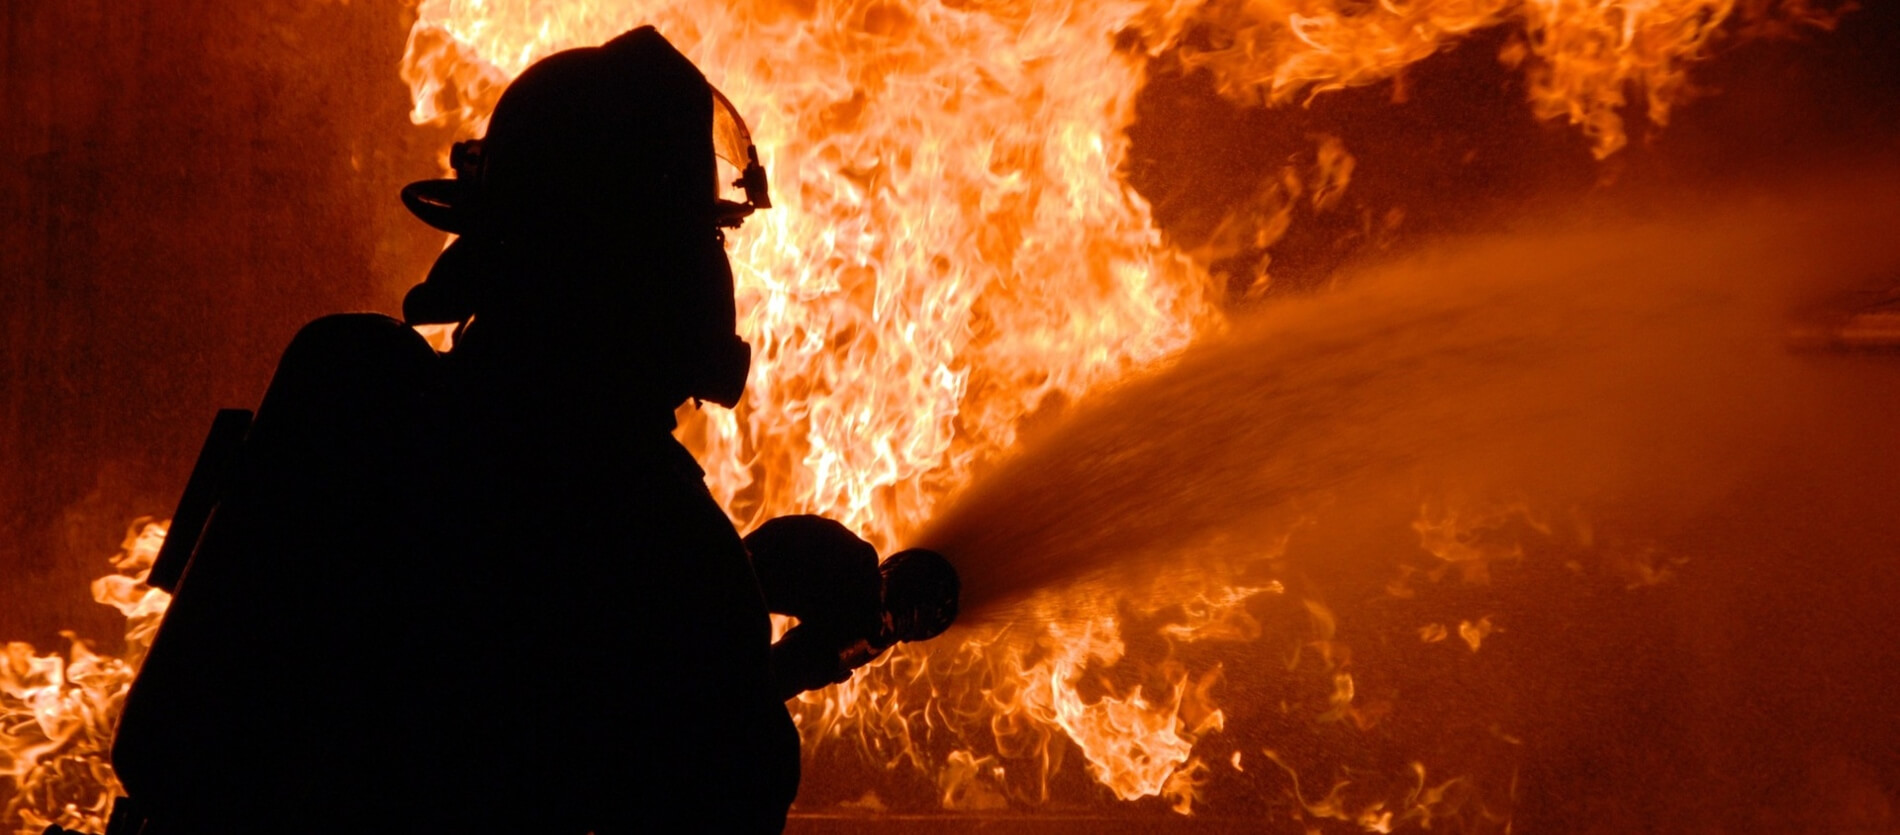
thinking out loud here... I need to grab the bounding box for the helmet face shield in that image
[711,86,771,227]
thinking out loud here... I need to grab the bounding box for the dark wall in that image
[2,1,445,649]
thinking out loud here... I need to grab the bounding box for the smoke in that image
[921,168,1900,624]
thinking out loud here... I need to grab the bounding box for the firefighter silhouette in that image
[108,26,954,835]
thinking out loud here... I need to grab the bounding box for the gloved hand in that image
[745,516,961,700]
[744,515,881,698]
[744,514,882,633]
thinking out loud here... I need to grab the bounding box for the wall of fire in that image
[4,1,1900,829]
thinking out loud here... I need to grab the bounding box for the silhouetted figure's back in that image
[112,27,797,833]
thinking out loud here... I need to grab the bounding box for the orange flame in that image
[403,1,1218,554]
[3,521,167,835]
[388,0,1831,818]
[0,0,1850,830]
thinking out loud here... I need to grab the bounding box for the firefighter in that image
[400,27,806,832]
[113,26,855,834]
[376,25,810,833]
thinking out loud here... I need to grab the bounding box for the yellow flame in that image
[403,1,1215,549]
[388,1,1828,809]
[3,522,168,835]
[0,0,1840,829]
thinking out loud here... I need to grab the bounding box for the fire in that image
[3,522,167,835]
[403,0,1218,555]
[396,0,1843,577]
[0,0,1856,830]
[404,2,1224,809]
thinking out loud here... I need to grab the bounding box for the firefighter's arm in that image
[745,516,961,699]
[744,515,883,699]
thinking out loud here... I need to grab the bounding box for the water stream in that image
[921,177,1900,630]
[881,176,1900,827]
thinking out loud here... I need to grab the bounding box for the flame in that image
[403,0,1228,811]
[3,522,168,835]
[395,0,1825,820]
[402,0,1218,553]
[1169,0,1842,158]
[0,0,1848,830]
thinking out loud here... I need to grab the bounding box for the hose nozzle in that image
[873,548,959,648]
